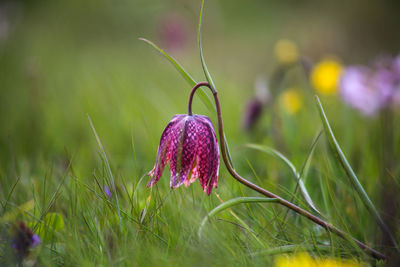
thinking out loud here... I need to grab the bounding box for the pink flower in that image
[340,54,400,116]
[148,114,220,195]
[157,14,189,51]
[340,67,386,116]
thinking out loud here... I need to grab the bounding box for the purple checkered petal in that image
[192,115,220,195]
[147,114,220,195]
[169,117,200,188]
[147,115,186,187]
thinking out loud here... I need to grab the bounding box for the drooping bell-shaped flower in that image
[148,114,219,195]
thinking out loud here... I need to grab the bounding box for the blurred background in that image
[0,0,399,265]
[1,0,399,166]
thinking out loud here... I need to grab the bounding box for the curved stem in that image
[188,82,386,261]
[188,82,210,115]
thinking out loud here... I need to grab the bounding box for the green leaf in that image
[139,37,214,112]
[315,95,399,251]
[198,197,278,238]
[242,144,321,215]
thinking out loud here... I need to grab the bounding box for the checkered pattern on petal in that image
[169,117,199,188]
[147,115,185,187]
[192,115,220,195]
[148,114,220,195]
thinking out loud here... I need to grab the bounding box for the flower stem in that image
[188,81,210,116]
[188,81,386,261]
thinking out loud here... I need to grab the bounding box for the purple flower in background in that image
[242,98,263,131]
[158,14,189,51]
[148,114,219,195]
[12,222,40,258]
[30,234,40,247]
[104,186,112,198]
[340,54,400,116]
[340,67,384,116]
[386,54,400,106]
[242,76,270,131]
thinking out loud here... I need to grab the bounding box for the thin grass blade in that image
[214,193,265,247]
[88,115,122,231]
[315,95,399,250]
[197,0,235,168]
[139,37,214,111]
[198,0,215,91]
[242,144,321,215]
[198,197,278,238]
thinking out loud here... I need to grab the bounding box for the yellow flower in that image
[275,253,316,267]
[274,252,362,267]
[280,89,303,115]
[311,58,343,95]
[274,39,299,65]
[319,258,361,267]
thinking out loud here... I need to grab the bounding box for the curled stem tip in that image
[188,82,213,116]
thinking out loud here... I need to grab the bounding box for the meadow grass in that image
[1,0,399,266]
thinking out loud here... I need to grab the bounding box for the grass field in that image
[1,0,399,266]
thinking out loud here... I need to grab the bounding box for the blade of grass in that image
[139,38,195,86]
[243,158,289,240]
[88,115,122,231]
[242,144,321,215]
[249,244,335,256]
[198,197,279,238]
[3,175,21,212]
[198,0,215,91]
[280,130,324,227]
[131,126,138,183]
[139,37,214,112]
[299,129,323,182]
[315,95,399,251]
[214,193,266,248]
[197,0,234,168]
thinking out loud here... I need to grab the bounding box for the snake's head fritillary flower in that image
[148,114,219,195]
[242,98,263,131]
[242,76,270,131]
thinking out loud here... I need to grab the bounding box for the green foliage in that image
[0,0,398,266]
[315,96,399,251]
[198,197,279,238]
[32,212,65,242]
